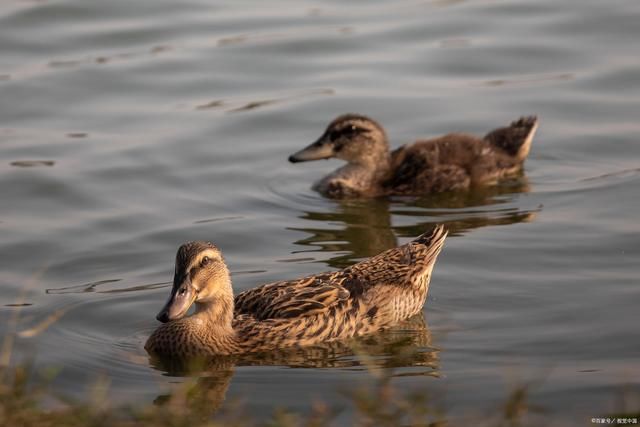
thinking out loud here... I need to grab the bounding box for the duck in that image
[145,225,448,358]
[288,114,538,198]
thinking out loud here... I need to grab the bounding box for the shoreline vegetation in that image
[0,361,516,427]
[2,358,638,427]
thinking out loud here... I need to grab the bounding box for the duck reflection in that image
[290,175,539,268]
[149,313,438,415]
[290,198,397,269]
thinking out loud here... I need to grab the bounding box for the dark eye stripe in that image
[329,125,369,142]
[353,126,370,133]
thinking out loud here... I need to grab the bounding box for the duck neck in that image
[345,148,392,187]
[193,276,235,336]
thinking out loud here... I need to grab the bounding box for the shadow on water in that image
[148,314,438,413]
[290,175,539,268]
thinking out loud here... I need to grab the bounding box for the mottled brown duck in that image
[145,225,447,358]
[288,114,538,198]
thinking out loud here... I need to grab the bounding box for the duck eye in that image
[179,287,186,295]
[343,126,361,137]
[201,256,210,267]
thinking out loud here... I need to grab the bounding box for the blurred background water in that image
[1,0,639,423]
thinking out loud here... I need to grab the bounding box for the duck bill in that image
[156,275,197,323]
[288,138,334,163]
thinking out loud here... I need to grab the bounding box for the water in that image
[1,0,639,423]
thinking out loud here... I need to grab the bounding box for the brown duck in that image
[288,114,538,198]
[145,225,447,358]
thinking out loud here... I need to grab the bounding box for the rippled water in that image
[1,0,639,423]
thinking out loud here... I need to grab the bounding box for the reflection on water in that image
[149,314,437,413]
[45,279,170,295]
[191,88,335,114]
[394,176,540,238]
[291,176,538,268]
[289,198,397,268]
[9,160,55,168]
[152,369,236,416]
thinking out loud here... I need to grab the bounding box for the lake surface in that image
[1,0,639,424]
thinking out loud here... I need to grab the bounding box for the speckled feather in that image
[145,225,447,358]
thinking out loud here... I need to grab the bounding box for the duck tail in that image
[484,116,538,163]
[410,224,448,273]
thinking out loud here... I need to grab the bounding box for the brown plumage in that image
[145,225,448,358]
[288,114,538,198]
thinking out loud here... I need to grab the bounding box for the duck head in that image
[156,241,231,323]
[289,114,388,166]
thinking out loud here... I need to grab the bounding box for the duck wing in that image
[234,273,350,320]
[235,225,446,324]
